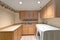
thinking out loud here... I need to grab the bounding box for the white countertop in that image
[0,25,21,32]
[36,24,60,32]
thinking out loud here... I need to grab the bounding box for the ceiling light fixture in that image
[19,1,22,4]
[38,1,40,4]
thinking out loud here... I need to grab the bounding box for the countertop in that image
[0,24,21,32]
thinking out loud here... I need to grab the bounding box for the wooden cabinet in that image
[22,26,28,35]
[19,11,38,21]
[0,26,22,40]
[13,29,18,40]
[13,26,22,40]
[19,11,26,20]
[17,26,22,40]
[28,26,36,34]
[22,24,36,35]
[33,12,38,19]
[14,26,23,40]
[40,0,60,18]
[0,32,13,40]
[40,1,55,18]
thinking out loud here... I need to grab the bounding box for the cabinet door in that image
[22,24,36,35]
[28,25,36,35]
[19,11,26,20]
[40,1,55,18]
[22,25,29,35]
[33,11,38,19]
[0,32,12,40]
[17,27,22,40]
[13,30,18,40]
[28,11,33,19]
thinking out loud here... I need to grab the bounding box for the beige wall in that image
[44,18,60,28]
[14,13,21,23]
[0,6,15,29]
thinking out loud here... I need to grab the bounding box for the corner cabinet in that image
[0,25,22,40]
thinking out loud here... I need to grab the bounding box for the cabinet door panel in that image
[22,26,28,35]
[19,12,26,20]
[33,11,38,19]
[28,25,36,34]
[17,27,22,40]
[13,30,18,40]
[22,24,36,35]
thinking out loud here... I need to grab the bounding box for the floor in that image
[21,36,37,40]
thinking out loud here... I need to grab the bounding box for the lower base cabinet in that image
[13,26,22,40]
[0,24,36,40]
[0,26,22,40]
[22,24,36,35]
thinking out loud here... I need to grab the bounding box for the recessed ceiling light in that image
[19,1,22,4]
[38,1,40,4]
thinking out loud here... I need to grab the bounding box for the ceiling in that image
[0,0,50,11]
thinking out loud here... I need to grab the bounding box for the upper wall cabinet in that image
[19,11,38,21]
[40,0,60,18]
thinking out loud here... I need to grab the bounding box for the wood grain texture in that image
[0,32,13,40]
[0,25,22,40]
[13,26,22,40]
[40,0,60,18]
[22,24,36,35]
[19,11,38,20]
[40,0,55,18]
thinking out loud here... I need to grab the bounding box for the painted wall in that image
[0,6,15,29]
[44,18,60,28]
[14,13,21,23]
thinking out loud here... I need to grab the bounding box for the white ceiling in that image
[0,0,50,11]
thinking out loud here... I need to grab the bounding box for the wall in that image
[14,13,21,23]
[0,6,15,29]
[44,18,60,28]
